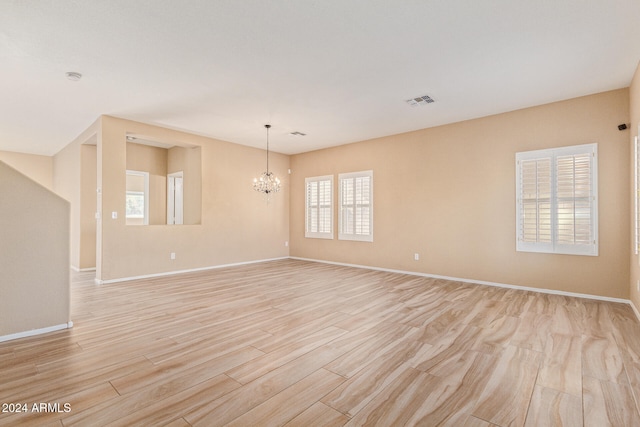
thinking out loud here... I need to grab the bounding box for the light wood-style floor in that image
[2,259,640,426]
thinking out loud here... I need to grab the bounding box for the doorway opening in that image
[167,171,184,225]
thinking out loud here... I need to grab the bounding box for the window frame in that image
[515,143,598,256]
[305,175,334,239]
[125,170,150,225]
[633,135,640,255]
[338,170,373,242]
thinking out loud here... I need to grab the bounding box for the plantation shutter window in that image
[305,175,333,239]
[516,143,597,256]
[519,158,552,248]
[339,170,373,242]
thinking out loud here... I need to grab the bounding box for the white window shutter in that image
[339,171,373,242]
[555,152,593,248]
[516,144,597,256]
[519,158,552,245]
[305,175,333,239]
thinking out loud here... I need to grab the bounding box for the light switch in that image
[111,211,118,219]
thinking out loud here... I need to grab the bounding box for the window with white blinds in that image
[339,170,373,242]
[516,143,598,256]
[305,175,333,239]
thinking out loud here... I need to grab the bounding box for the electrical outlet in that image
[285,241,289,247]
[111,211,117,219]
[170,252,176,260]
[414,253,419,261]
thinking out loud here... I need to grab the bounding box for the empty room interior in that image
[3,1,640,426]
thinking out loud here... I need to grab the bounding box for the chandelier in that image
[253,124,281,198]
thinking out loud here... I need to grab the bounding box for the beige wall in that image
[53,120,99,270]
[80,144,97,269]
[0,150,53,190]
[291,89,630,299]
[629,63,640,310]
[0,161,70,337]
[96,116,290,281]
[53,135,82,269]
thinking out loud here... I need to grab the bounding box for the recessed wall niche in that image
[125,134,202,225]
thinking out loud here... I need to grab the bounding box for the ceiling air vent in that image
[406,95,435,107]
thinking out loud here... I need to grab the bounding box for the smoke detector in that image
[406,95,434,106]
[65,71,82,81]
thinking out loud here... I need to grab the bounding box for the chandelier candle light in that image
[253,124,281,199]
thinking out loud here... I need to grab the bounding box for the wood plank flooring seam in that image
[2,260,640,426]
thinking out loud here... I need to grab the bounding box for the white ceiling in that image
[1,0,639,156]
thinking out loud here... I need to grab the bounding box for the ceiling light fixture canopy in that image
[253,124,281,200]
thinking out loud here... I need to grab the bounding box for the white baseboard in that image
[95,257,289,284]
[0,321,73,344]
[88,255,640,322]
[290,256,632,305]
[71,266,97,272]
